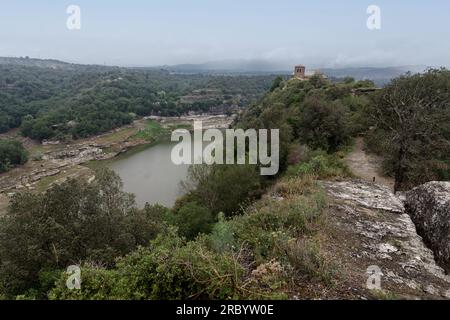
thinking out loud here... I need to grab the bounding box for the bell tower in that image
[294,65,306,79]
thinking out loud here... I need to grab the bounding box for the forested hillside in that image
[0,58,276,141]
[0,65,448,300]
[0,73,376,299]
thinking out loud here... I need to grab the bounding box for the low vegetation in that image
[286,149,351,180]
[0,139,28,173]
[0,169,168,298]
[47,174,330,300]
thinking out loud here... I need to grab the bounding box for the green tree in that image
[0,169,165,297]
[0,139,28,172]
[270,76,284,92]
[181,164,262,217]
[170,202,214,240]
[367,69,450,191]
[299,95,350,152]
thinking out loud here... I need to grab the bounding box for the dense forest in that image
[0,64,448,299]
[0,59,277,141]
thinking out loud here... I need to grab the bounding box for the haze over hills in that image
[0,56,118,72]
[0,56,430,85]
[158,59,429,85]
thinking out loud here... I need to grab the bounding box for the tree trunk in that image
[394,144,405,193]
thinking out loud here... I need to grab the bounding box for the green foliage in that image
[208,213,236,252]
[286,150,351,179]
[0,63,275,140]
[309,74,328,88]
[181,164,262,217]
[270,76,284,92]
[229,188,326,264]
[237,76,370,170]
[49,176,331,300]
[365,68,450,190]
[277,237,335,284]
[169,202,215,240]
[0,139,28,172]
[132,120,166,141]
[50,229,246,300]
[298,96,350,152]
[0,168,167,297]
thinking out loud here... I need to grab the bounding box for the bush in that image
[286,150,351,179]
[169,201,215,240]
[0,169,166,297]
[298,96,350,152]
[48,176,331,300]
[181,164,262,217]
[228,183,327,264]
[0,139,28,172]
[277,238,335,284]
[50,229,247,300]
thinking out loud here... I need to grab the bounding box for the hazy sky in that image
[0,0,449,68]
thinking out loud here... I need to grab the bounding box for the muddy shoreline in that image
[0,114,235,212]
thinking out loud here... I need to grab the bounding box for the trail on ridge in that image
[345,137,394,190]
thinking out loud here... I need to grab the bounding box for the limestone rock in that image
[321,179,450,299]
[322,180,404,213]
[405,181,450,273]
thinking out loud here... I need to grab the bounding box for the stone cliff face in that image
[321,180,450,299]
[405,182,450,273]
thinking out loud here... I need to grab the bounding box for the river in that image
[106,141,190,208]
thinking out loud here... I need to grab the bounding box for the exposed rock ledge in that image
[405,182,450,273]
[321,180,450,299]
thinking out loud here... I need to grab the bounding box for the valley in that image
[0,114,234,213]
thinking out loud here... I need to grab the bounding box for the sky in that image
[0,0,449,68]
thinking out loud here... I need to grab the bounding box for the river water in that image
[106,141,190,208]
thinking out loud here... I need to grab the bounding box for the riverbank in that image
[0,114,235,213]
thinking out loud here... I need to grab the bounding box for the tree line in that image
[0,64,276,141]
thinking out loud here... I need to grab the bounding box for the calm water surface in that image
[107,141,189,208]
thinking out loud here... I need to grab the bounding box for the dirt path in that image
[345,137,395,190]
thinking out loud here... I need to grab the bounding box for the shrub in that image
[277,238,335,284]
[182,164,262,217]
[48,176,331,300]
[50,229,247,300]
[169,201,215,240]
[298,96,350,152]
[228,187,326,264]
[208,213,236,252]
[286,150,351,179]
[0,169,166,297]
[0,139,28,172]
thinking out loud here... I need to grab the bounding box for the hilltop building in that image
[293,65,326,80]
[294,65,306,79]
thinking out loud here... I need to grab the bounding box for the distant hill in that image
[0,56,430,85]
[0,56,118,72]
[160,60,430,85]
[321,65,428,86]
[0,56,77,70]
[158,59,289,75]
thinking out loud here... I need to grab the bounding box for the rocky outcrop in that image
[321,180,450,299]
[405,182,450,273]
[47,145,104,164]
[323,179,403,213]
